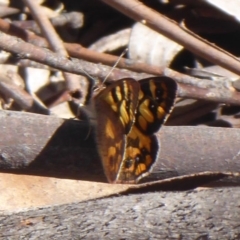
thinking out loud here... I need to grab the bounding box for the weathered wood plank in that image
[1,187,240,239]
[0,110,240,182]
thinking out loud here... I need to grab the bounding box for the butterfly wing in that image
[94,79,139,183]
[136,76,177,134]
[116,125,159,183]
[116,77,177,183]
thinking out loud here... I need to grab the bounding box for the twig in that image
[0,16,238,88]
[22,0,80,92]
[0,74,49,114]
[22,0,67,56]
[0,76,33,109]
[101,0,240,76]
[0,30,240,105]
[0,6,20,18]
[0,18,236,85]
[13,12,83,35]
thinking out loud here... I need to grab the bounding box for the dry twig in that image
[22,0,80,92]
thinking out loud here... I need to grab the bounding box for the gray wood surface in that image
[1,187,240,239]
[0,110,240,183]
[0,110,240,239]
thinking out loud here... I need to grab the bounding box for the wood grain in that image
[1,187,240,239]
[0,110,240,182]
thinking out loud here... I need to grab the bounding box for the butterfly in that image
[89,76,177,184]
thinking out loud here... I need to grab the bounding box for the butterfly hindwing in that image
[94,79,139,183]
[116,126,159,183]
[115,77,177,183]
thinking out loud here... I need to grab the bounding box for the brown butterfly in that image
[90,77,177,184]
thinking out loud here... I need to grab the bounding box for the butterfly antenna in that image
[102,48,128,84]
[80,68,96,85]
[84,121,92,140]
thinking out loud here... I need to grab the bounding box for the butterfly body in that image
[92,77,177,184]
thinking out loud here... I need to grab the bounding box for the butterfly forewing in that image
[94,79,139,183]
[96,79,139,133]
[135,77,177,135]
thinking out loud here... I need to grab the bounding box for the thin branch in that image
[0,76,33,109]
[0,18,236,86]
[22,0,80,92]
[13,12,83,38]
[0,17,238,87]
[0,30,240,105]
[22,0,67,56]
[101,0,240,76]
[0,74,49,114]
